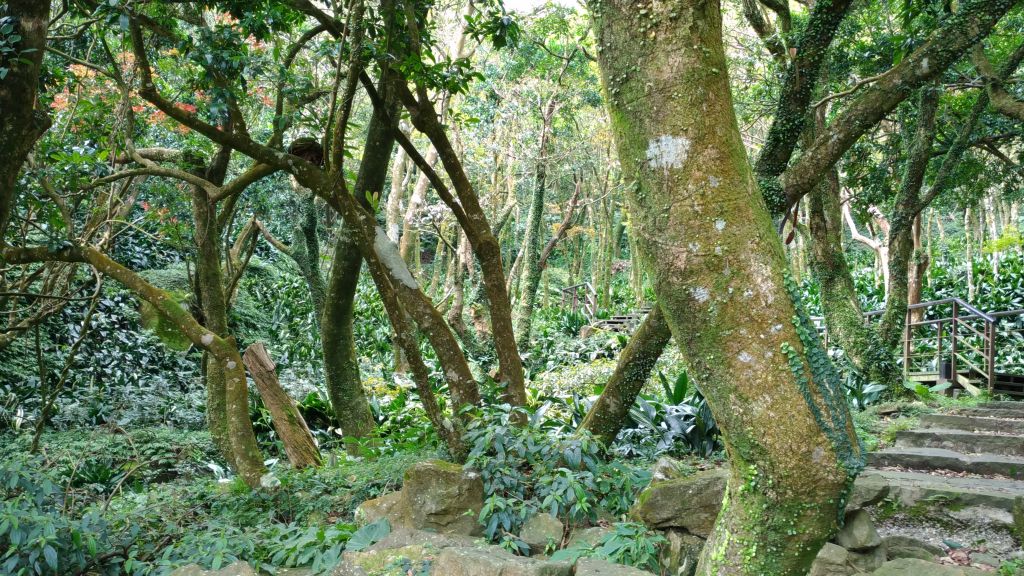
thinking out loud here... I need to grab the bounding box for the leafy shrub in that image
[464,405,650,554]
[0,454,111,576]
[551,521,666,572]
[614,369,722,459]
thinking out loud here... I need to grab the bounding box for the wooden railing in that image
[816,299,1024,394]
[560,282,598,320]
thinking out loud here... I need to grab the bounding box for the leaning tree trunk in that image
[589,1,863,574]
[0,1,51,241]
[579,306,671,446]
[243,343,322,469]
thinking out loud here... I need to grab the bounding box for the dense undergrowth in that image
[1,251,1021,574]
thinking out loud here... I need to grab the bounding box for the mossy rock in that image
[630,467,726,537]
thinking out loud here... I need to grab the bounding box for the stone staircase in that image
[587,304,653,334]
[866,401,1024,516]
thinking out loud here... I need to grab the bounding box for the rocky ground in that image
[170,401,1024,576]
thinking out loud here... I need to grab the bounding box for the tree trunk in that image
[908,215,928,323]
[808,171,901,388]
[0,1,51,241]
[243,343,322,469]
[579,306,671,446]
[590,2,863,573]
[191,187,234,463]
[514,98,555,341]
[319,89,401,443]
[4,244,267,487]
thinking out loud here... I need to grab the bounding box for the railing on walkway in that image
[560,282,598,320]
[816,298,1024,394]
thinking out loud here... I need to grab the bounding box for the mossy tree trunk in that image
[807,170,900,388]
[579,305,671,446]
[243,342,322,469]
[191,184,234,463]
[0,1,50,242]
[320,84,401,443]
[515,86,561,342]
[589,2,863,573]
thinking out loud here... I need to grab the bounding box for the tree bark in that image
[191,186,234,463]
[579,306,671,446]
[590,2,863,573]
[0,1,51,242]
[807,170,900,388]
[243,343,322,469]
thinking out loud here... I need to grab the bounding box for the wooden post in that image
[951,301,959,387]
[242,342,322,469]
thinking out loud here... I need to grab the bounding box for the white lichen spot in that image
[226,360,237,370]
[738,351,752,364]
[812,446,825,463]
[714,219,726,231]
[646,135,690,169]
[688,242,700,252]
[691,286,710,303]
[374,227,419,289]
[708,175,720,188]
[770,323,784,334]
[714,246,723,255]
[201,333,214,346]
[920,57,929,74]
[743,289,754,298]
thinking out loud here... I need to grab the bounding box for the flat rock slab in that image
[872,558,989,576]
[433,546,572,576]
[896,428,1024,457]
[864,468,1024,512]
[921,414,1024,435]
[869,446,1024,480]
[978,401,1024,411]
[574,558,656,575]
[169,563,258,576]
[956,407,1024,420]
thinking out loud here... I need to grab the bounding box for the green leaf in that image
[346,518,390,552]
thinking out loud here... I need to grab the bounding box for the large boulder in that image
[808,543,860,576]
[846,473,890,511]
[872,558,989,576]
[520,513,564,554]
[834,509,882,551]
[354,461,485,537]
[432,546,572,576]
[630,468,727,537]
[399,461,484,536]
[574,557,656,575]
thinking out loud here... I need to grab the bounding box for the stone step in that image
[864,468,1024,512]
[896,428,1024,457]
[920,413,1024,435]
[955,407,1024,420]
[869,447,1024,480]
[978,400,1024,411]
